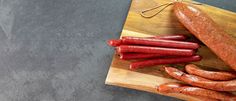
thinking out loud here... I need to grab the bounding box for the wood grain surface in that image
[105,0,236,100]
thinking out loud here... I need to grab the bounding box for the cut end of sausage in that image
[116,46,122,53]
[107,39,122,47]
[192,55,202,61]
[129,64,137,70]
[119,53,124,59]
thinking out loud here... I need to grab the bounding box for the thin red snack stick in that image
[107,39,122,47]
[120,53,165,60]
[122,37,199,49]
[117,45,195,56]
[122,34,188,41]
[130,55,201,70]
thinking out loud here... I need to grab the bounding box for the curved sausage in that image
[158,82,235,101]
[158,83,219,101]
[164,66,236,91]
[185,64,236,81]
[173,2,236,71]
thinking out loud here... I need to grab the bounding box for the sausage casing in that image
[173,2,236,71]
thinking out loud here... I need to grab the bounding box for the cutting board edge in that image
[105,67,203,101]
[105,75,202,101]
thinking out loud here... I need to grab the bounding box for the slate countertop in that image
[0,0,235,101]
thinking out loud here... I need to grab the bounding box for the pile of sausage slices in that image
[107,2,236,101]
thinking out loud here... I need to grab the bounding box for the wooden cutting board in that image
[105,0,236,100]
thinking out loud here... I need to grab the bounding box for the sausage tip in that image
[107,39,122,47]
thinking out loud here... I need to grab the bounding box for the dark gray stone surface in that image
[0,0,234,101]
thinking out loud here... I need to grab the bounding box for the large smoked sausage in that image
[164,66,236,91]
[173,2,236,71]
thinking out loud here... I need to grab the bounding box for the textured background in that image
[0,0,235,101]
